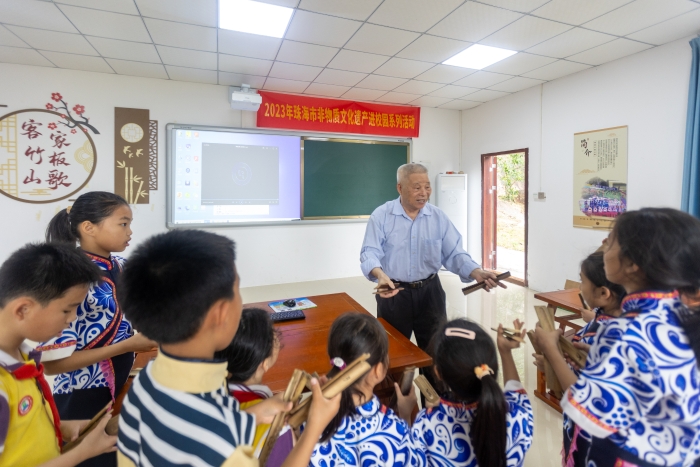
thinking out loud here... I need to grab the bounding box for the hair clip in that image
[330,357,346,371]
[66,206,72,214]
[445,328,476,340]
[474,364,494,380]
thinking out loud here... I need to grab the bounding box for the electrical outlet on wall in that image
[533,192,546,201]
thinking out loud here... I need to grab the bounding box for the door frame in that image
[481,148,529,287]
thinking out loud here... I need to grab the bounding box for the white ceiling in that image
[1,0,699,110]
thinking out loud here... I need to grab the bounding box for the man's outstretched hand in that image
[469,268,508,292]
[371,267,401,298]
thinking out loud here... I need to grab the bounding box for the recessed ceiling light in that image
[219,0,294,38]
[443,44,517,70]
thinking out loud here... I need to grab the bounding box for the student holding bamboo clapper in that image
[308,312,426,467]
[535,208,700,467]
[412,319,534,467]
[214,307,289,459]
[555,250,626,466]
[38,192,156,467]
[114,229,340,467]
[569,251,625,355]
[0,243,116,466]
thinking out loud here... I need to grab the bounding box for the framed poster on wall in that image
[573,126,628,229]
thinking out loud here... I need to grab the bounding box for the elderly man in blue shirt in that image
[360,162,504,351]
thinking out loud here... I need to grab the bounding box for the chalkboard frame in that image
[165,123,413,228]
[301,137,410,220]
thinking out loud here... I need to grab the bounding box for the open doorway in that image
[482,149,528,286]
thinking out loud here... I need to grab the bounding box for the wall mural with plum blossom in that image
[0,92,98,203]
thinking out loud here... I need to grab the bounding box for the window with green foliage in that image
[499,153,525,202]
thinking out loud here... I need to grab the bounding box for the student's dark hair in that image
[581,251,626,307]
[0,243,101,307]
[610,207,700,361]
[321,313,389,443]
[46,191,128,243]
[214,307,279,383]
[118,230,236,343]
[430,318,508,467]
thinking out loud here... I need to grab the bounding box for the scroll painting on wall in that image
[573,126,628,229]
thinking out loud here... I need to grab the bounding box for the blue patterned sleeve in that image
[390,413,427,467]
[405,412,428,465]
[411,408,429,446]
[504,381,534,467]
[561,320,662,439]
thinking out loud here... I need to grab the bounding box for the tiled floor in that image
[240,272,564,467]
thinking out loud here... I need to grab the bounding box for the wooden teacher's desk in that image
[532,288,585,413]
[117,293,432,411]
[256,292,432,393]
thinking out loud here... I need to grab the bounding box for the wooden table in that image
[532,288,585,413]
[254,293,433,394]
[115,293,432,412]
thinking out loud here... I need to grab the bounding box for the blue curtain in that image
[682,37,700,217]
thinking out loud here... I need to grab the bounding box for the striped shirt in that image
[117,350,257,467]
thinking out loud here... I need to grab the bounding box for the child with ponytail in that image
[37,191,156,467]
[536,207,700,466]
[214,307,284,458]
[573,250,626,352]
[412,318,533,467]
[541,250,627,466]
[309,312,426,467]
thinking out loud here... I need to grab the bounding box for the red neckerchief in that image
[12,361,63,449]
[232,389,264,404]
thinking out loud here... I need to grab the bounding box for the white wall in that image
[0,63,461,287]
[461,36,693,292]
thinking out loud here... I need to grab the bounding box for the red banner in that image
[256,91,420,138]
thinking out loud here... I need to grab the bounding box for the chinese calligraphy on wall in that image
[262,103,416,130]
[0,93,97,203]
[573,126,628,229]
[257,91,420,138]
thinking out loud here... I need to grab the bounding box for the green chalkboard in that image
[302,139,410,219]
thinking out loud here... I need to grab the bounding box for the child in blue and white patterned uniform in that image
[561,250,625,466]
[412,319,533,467]
[536,208,700,467]
[308,312,426,467]
[37,192,156,467]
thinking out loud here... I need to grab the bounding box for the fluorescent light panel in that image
[443,44,517,70]
[219,0,293,38]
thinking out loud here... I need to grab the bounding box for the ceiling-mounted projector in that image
[229,84,262,111]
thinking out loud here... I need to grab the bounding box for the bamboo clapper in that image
[258,369,309,465]
[526,330,541,354]
[62,404,120,453]
[388,366,416,410]
[413,375,439,407]
[462,271,511,295]
[578,292,590,310]
[534,306,564,398]
[287,353,371,429]
[372,287,405,295]
[490,327,525,343]
[558,335,588,369]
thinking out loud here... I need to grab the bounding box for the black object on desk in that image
[270,309,306,323]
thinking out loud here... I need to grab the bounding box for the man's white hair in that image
[397,163,429,184]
